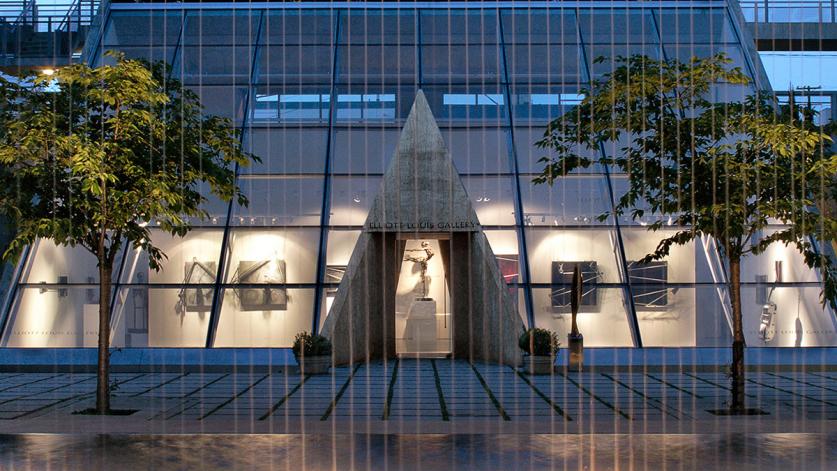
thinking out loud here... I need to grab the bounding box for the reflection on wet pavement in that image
[0,433,834,470]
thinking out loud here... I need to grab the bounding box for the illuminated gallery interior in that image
[1,1,835,354]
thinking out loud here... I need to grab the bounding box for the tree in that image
[534,54,837,413]
[0,52,254,414]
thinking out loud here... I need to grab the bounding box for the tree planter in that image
[523,355,555,375]
[567,332,584,372]
[297,355,331,375]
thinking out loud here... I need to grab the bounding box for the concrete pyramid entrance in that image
[320,91,524,366]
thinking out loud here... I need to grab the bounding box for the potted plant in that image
[568,265,584,372]
[292,332,332,375]
[519,328,560,375]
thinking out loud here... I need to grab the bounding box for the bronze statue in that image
[404,241,434,299]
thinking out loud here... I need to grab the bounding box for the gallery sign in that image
[364,219,480,232]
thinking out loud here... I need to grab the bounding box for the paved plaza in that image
[0,360,833,434]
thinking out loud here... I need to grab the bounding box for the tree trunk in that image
[729,255,746,413]
[96,261,112,414]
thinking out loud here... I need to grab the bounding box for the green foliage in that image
[292,332,333,358]
[0,51,255,271]
[519,328,560,356]
[534,53,837,308]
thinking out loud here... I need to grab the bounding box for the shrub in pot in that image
[519,328,560,375]
[292,332,332,375]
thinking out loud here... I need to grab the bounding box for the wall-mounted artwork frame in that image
[179,260,216,312]
[496,254,519,303]
[627,260,668,308]
[235,260,287,311]
[551,261,600,311]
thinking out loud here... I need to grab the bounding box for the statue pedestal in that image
[404,299,437,352]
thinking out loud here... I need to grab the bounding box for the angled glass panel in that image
[113,287,211,347]
[101,46,176,67]
[509,86,585,125]
[250,86,331,124]
[181,10,261,46]
[637,286,732,347]
[519,175,613,227]
[656,8,738,44]
[192,182,233,227]
[500,9,577,44]
[256,45,333,83]
[338,9,417,44]
[120,229,224,285]
[505,44,585,84]
[104,11,183,47]
[4,286,115,347]
[461,176,517,226]
[532,287,633,346]
[421,44,502,84]
[525,227,622,284]
[337,44,417,84]
[586,43,662,80]
[741,285,837,347]
[333,86,414,123]
[321,229,362,330]
[214,288,315,347]
[110,285,214,347]
[711,83,756,103]
[243,127,328,175]
[513,126,553,173]
[663,45,747,75]
[742,229,825,284]
[443,127,511,174]
[420,9,499,45]
[484,229,521,282]
[173,46,255,85]
[621,229,722,284]
[22,240,120,284]
[423,85,507,124]
[185,85,248,124]
[261,9,336,45]
[329,176,383,226]
[331,126,400,174]
[224,228,320,284]
[577,9,658,44]
[232,176,324,226]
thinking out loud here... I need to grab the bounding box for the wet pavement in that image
[0,360,834,430]
[0,432,834,470]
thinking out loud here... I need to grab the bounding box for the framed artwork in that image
[180,260,216,312]
[551,261,599,310]
[496,255,519,284]
[627,260,668,307]
[325,265,347,285]
[235,259,287,311]
[496,254,519,303]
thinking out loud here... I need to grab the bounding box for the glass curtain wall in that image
[2,2,834,349]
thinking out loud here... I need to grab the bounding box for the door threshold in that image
[397,352,451,359]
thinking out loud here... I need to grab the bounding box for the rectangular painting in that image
[627,260,668,308]
[496,254,519,304]
[236,259,287,311]
[181,260,217,312]
[551,261,599,310]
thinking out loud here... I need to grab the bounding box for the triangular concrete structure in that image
[320,91,525,366]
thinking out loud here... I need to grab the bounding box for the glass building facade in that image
[1,1,835,350]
